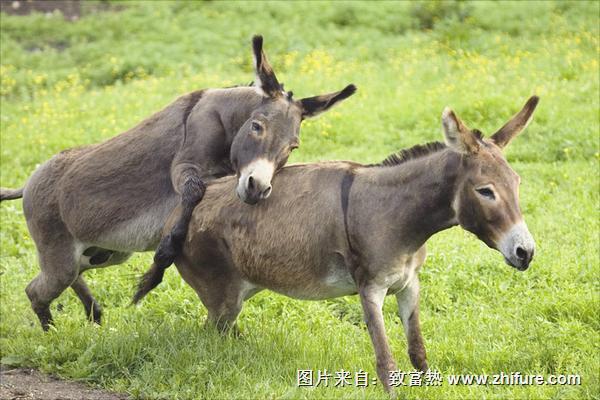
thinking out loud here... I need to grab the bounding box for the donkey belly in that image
[78,248,133,271]
[91,195,180,252]
[307,256,357,299]
[242,253,358,301]
[268,270,356,300]
[280,266,357,300]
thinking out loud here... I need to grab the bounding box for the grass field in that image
[1,1,598,399]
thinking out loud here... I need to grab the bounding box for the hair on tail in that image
[132,262,166,304]
[0,187,24,202]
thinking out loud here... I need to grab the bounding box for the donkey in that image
[0,35,356,331]
[134,96,539,392]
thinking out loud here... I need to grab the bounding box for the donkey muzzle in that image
[498,221,535,271]
[236,159,274,205]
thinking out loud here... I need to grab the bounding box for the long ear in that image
[441,107,480,154]
[252,35,281,97]
[299,84,357,119]
[491,96,539,148]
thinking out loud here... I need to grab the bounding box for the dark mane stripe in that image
[224,81,255,89]
[181,90,204,146]
[369,141,447,168]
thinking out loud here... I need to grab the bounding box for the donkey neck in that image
[181,87,264,150]
[215,87,264,144]
[357,147,461,252]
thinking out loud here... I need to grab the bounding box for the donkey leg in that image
[154,170,206,268]
[207,305,242,335]
[26,245,79,331]
[187,272,247,334]
[358,283,397,392]
[396,276,428,372]
[208,286,263,335]
[71,275,102,324]
[204,281,246,335]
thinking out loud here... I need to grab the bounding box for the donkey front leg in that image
[358,284,397,392]
[154,164,206,269]
[396,276,428,372]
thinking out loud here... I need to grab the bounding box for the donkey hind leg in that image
[199,280,258,335]
[154,173,206,269]
[396,276,428,372]
[74,250,132,323]
[205,286,244,335]
[25,243,79,331]
[71,275,101,324]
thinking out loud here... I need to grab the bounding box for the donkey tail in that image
[132,262,166,304]
[133,231,181,304]
[0,187,24,202]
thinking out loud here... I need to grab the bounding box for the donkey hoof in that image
[228,325,243,338]
[41,320,54,332]
[91,304,102,325]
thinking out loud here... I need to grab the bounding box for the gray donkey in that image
[0,35,356,331]
[135,97,539,393]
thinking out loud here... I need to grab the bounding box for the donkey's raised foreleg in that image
[358,283,397,393]
[137,167,207,303]
[154,165,206,269]
[133,172,206,304]
[396,276,428,372]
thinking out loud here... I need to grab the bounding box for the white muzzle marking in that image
[236,158,275,203]
[497,221,535,270]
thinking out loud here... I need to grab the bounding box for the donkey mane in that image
[231,81,293,100]
[224,82,255,89]
[371,129,485,168]
[370,141,447,168]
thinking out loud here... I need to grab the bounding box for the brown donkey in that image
[0,35,355,331]
[135,97,539,392]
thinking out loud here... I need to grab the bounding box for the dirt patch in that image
[0,0,82,20]
[0,365,128,400]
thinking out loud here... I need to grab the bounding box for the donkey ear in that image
[299,84,357,119]
[491,96,539,148]
[252,35,282,97]
[441,107,479,154]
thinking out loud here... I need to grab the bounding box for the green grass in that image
[1,1,598,399]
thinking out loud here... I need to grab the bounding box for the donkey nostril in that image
[261,186,272,198]
[516,246,527,260]
[247,176,255,190]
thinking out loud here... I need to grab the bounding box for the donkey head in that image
[231,35,356,204]
[442,96,540,270]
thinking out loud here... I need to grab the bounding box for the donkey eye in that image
[476,187,496,200]
[251,121,262,134]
